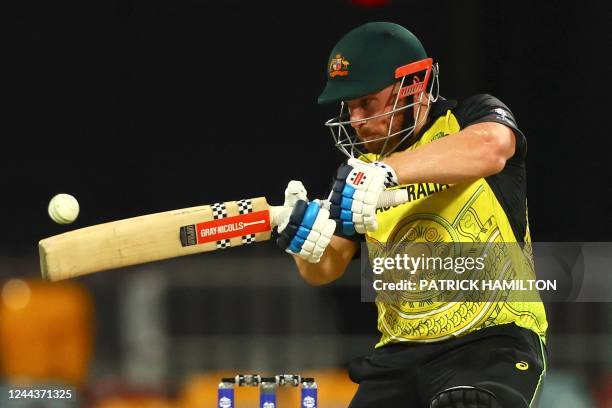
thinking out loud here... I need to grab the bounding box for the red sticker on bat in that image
[195,210,271,244]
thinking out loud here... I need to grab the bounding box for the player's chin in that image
[360,139,385,154]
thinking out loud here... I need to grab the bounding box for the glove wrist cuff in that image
[373,161,400,187]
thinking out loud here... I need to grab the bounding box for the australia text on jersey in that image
[376,183,451,214]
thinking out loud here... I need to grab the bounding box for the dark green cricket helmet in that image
[318,22,428,104]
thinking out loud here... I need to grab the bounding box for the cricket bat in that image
[39,190,408,282]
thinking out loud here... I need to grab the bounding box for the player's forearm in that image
[383,123,515,185]
[292,236,358,286]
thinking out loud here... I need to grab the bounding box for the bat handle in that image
[320,189,408,210]
[270,206,293,229]
[376,188,409,208]
[269,189,408,228]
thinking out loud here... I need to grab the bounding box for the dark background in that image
[0,0,610,405]
[1,0,610,255]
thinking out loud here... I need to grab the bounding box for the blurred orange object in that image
[95,396,174,408]
[0,278,93,386]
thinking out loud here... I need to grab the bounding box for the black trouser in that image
[347,324,546,408]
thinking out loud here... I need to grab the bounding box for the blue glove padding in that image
[276,200,336,263]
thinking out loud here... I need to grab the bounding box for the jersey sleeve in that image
[454,94,529,243]
[453,94,527,159]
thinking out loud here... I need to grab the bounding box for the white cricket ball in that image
[48,193,80,224]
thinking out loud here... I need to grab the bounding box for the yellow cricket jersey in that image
[360,95,548,347]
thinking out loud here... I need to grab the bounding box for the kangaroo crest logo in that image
[329,54,350,77]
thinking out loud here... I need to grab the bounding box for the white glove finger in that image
[352,213,364,225]
[306,230,321,243]
[286,246,313,262]
[298,247,312,260]
[354,223,366,234]
[363,214,377,224]
[321,219,337,238]
[365,219,378,232]
[317,207,330,219]
[351,200,364,214]
[318,222,336,247]
[312,245,325,258]
[308,254,321,263]
[292,219,336,263]
[302,240,315,253]
[362,204,376,217]
[317,234,331,249]
[311,208,330,232]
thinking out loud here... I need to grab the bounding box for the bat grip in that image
[376,189,409,208]
[270,206,293,229]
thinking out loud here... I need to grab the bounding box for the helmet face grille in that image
[324,61,440,160]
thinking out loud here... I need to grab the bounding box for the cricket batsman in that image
[276,22,548,407]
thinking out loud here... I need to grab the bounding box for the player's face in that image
[346,83,406,154]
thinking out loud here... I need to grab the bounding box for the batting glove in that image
[276,181,337,263]
[328,158,399,236]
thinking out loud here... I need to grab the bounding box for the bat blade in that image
[39,197,273,281]
[38,189,410,282]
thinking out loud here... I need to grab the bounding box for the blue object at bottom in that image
[301,388,317,408]
[260,390,277,408]
[217,388,234,408]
